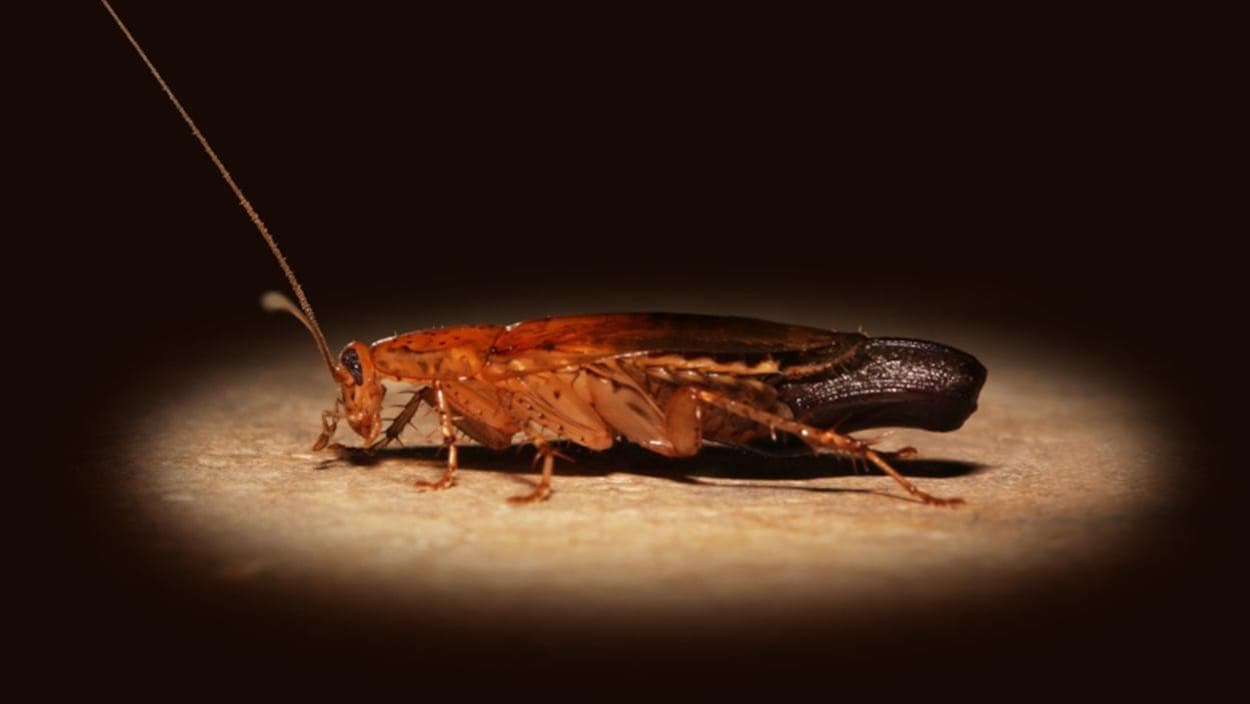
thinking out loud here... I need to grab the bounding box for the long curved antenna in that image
[100,0,337,376]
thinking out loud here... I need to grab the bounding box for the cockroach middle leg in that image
[507,435,568,504]
[413,383,458,491]
[688,388,965,507]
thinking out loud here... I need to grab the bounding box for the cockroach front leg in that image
[369,389,425,451]
[312,399,344,451]
[687,388,964,507]
[413,382,458,492]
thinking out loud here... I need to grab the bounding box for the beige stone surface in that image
[99,314,1181,635]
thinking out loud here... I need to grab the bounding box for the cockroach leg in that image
[413,383,458,492]
[863,450,964,507]
[312,399,344,451]
[691,389,965,507]
[884,446,918,460]
[507,436,563,504]
[369,389,425,452]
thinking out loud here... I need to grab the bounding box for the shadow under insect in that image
[320,441,983,484]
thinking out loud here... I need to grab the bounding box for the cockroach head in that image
[335,341,384,445]
[261,292,384,443]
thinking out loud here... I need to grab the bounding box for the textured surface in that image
[93,316,1182,639]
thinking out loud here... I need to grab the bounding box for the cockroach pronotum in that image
[103,1,986,507]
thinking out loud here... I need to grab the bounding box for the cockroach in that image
[103,1,986,507]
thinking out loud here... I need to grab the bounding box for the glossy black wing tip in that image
[776,337,987,434]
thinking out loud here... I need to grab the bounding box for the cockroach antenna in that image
[100,0,337,377]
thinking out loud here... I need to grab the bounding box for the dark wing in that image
[776,337,987,433]
[484,313,865,375]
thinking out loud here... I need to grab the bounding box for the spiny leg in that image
[507,435,569,504]
[370,389,425,451]
[689,388,964,507]
[414,382,458,492]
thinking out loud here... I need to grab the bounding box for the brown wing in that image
[482,313,864,378]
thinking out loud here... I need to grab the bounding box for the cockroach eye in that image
[341,348,363,385]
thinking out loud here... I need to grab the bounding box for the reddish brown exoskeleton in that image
[104,1,984,506]
[271,308,978,505]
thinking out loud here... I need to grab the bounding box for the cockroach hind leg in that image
[691,389,964,508]
[862,447,964,507]
[507,439,559,504]
[883,445,919,460]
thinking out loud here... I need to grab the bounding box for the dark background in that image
[35,2,1237,695]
